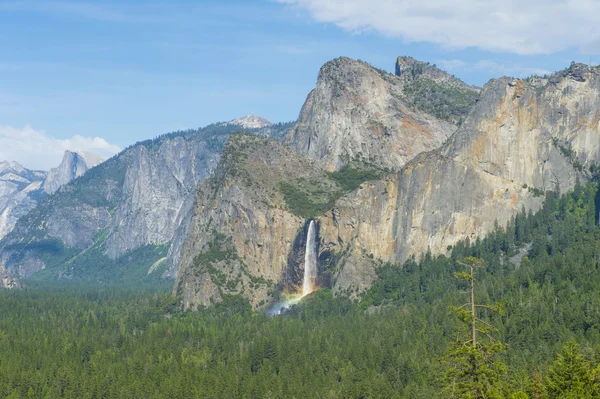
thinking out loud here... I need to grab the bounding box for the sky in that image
[2,0,600,170]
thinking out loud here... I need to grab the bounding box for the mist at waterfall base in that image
[267,221,318,316]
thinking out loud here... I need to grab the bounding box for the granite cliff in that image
[0,151,104,242]
[43,150,104,194]
[0,162,46,241]
[174,134,349,310]
[318,63,600,294]
[176,60,600,308]
[285,56,479,172]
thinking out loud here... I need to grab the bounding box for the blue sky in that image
[1,0,599,169]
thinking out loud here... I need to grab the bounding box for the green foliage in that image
[193,234,238,268]
[0,286,426,398]
[23,233,170,286]
[280,163,386,219]
[552,137,584,171]
[545,340,600,398]
[441,341,507,399]
[441,257,508,399]
[328,164,385,192]
[4,180,600,397]
[402,77,479,123]
[279,180,341,219]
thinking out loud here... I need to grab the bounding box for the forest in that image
[2,181,600,398]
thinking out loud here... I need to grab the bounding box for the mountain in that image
[0,161,46,241]
[174,133,359,309]
[0,122,294,284]
[284,56,479,172]
[176,59,600,308]
[226,115,273,129]
[316,62,600,295]
[175,56,479,309]
[43,150,105,194]
[0,151,104,244]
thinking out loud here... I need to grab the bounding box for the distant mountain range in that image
[0,118,293,285]
[0,150,104,241]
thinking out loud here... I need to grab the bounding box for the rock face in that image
[0,122,293,282]
[226,115,272,129]
[0,263,18,288]
[0,151,105,243]
[174,134,344,310]
[395,56,481,125]
[317,63,600,294]
[43,150,104,194]
[0,162,46,240]
[285,57,478,172]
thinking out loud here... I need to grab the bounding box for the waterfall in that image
[302,220,317,296]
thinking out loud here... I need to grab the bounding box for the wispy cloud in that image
[278,0,600,55]
[0,125,120,170]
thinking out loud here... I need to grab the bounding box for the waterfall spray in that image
[302,220,317,296]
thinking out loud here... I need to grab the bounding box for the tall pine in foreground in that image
[440,257,508,399]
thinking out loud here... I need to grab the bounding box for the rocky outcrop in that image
[0,263,18,288]
[174,134,345,310]
[43,150,104,194]
[285,57,477,172]
[226,115,272,129]
[317,63,600,295]
[0,162,46,240]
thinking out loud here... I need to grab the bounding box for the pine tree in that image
[440,257,507,399]
[530,370,548,399]
[545,340,599,398]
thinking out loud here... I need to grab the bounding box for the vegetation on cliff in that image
[280,162,387,219]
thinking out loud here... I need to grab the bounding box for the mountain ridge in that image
[175,57,600,307]
[0,121,294,285]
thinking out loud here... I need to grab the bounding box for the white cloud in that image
[0,125,120,171]
[278,0,600,55]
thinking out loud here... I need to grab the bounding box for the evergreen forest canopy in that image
[3,181,600,397]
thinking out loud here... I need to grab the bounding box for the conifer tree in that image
[441,257,507,399]
[545,340,599,398]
